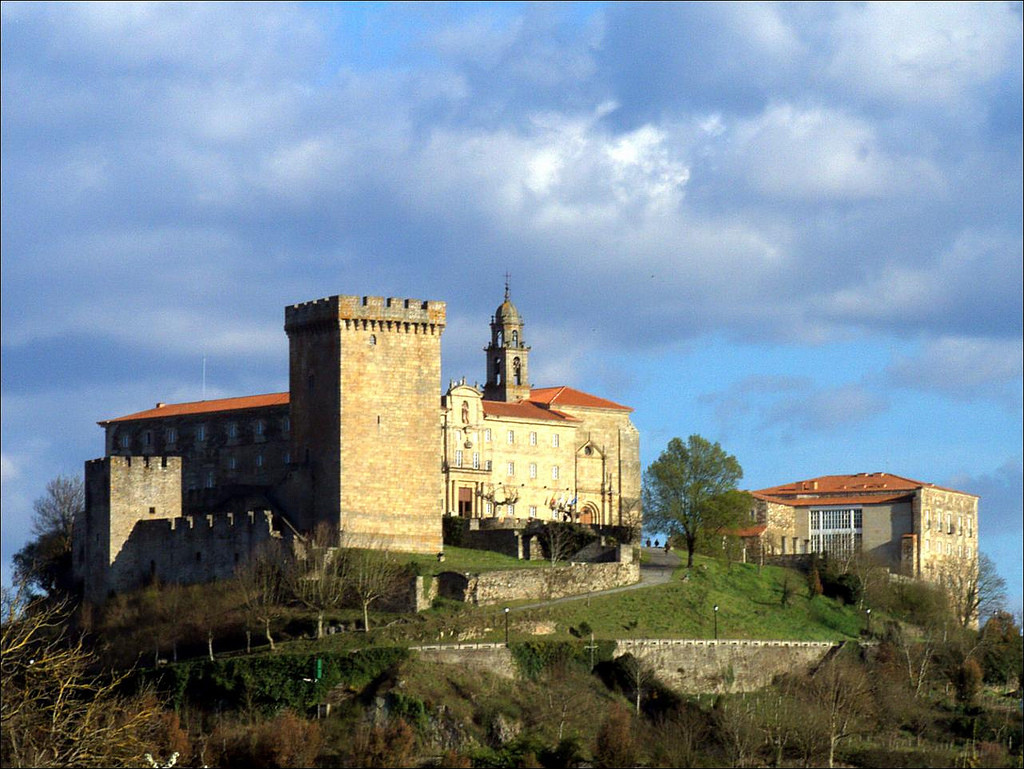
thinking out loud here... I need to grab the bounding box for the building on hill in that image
[73,288,641,602]
[749,472,978,582]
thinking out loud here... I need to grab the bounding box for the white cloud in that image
[827,2,1022,109]
[887,336,1023,404]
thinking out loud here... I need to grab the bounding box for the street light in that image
[713,604,719,641]
[865,608,871,636]
[504,607,510,646]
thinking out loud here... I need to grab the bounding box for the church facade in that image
[73,289,641,602]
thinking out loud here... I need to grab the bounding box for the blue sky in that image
[2,2,1021,613]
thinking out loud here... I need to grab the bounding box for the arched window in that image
[511,330,519,346]
[512,357,522,385]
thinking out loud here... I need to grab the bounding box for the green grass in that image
[403,545,556,576]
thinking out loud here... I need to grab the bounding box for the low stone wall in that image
[413,643,515,679]
[463,561,640,605]
[414,638,839,692]
[615,638,837,693]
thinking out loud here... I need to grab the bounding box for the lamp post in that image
[713,604,719,641]
[865,608,871,636]
[504,607,510,647]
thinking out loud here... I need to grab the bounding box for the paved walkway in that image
[511,547,682,612]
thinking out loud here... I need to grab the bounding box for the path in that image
[511,546,682,612]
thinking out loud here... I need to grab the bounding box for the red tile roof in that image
[727,524,768,538]
[482,400,578,422]
[753,492,916,507]
[101,392,289,425]
[753,472,974,500]
[528,386,632,412]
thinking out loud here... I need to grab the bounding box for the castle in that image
[73,289,641,603]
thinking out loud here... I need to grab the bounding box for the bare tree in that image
[617,646,661,715]
[1,584,167,767]
[940,551,1007,628]
[284,524,346,639]
[540,522,578,566]
[618,496,643,544]
[236,543,285,651]
[345,546,405,632]
[805,658,874,769]
[12,475,84,598]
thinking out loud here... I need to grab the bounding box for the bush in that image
[210,710,323,768]
[593,704,637,768]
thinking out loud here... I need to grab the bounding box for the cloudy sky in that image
[2,2,1021,612]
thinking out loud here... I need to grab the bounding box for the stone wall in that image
[412,639,838,692]
[434,561,640,606]
[615,638,836,694]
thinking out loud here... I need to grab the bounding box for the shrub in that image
[593,704,637,768]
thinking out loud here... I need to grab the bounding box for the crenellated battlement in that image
[285,294,446,333]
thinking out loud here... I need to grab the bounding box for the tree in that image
[12,475,84,598]
[539,522,579,566]
[1,584,174,767]
[345,546,405,632]
[643,436,746,568]
[940,551,1007,628]
[804,658,874,769]
[236,543,285,651]
[283,524,346,639]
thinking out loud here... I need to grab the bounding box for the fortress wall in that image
[108,509,285,593]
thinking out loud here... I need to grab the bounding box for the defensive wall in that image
[412,638,838,693]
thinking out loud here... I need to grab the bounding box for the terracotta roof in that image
[753,492,916,508]
[482,400,578,422]
[753,472,974,498]
[528,386,632,412]
[101,392,289,425]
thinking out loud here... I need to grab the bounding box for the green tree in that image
[642,436,746,568]
[12,475,84,598]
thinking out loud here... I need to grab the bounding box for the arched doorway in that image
[579,502,599,525]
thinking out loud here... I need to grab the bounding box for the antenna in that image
[202,355,207,401]
[504,271,511,301]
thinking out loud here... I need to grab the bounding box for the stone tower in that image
[483,283,531,402]
[284,295,446,552]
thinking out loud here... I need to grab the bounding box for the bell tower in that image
[483,279,531,402]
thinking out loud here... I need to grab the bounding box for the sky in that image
[2,2,1021,614]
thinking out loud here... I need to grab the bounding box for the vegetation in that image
[643,435,751,567]
[11,475,83,599]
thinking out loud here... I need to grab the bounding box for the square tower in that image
[285,295,446,553]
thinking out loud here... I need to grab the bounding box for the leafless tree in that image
[345,545,405,632]
[618,496,643,544]
[236,542,285,650]
[13,475,84,598]
[940,551,1007,628]
[1,584,167,767]
[618,646,662,715]
[805,658,874,768]
[540,522,578,566]
[284,524,346,639]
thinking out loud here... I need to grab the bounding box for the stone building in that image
[73,288,640,602]
[440,288,641,528]
[749,472,979,581]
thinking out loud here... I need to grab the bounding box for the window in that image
[284,451,291,465]
[925,510,931,530]
[283,416,291,433]
[196,424,206,442]
[485,460,493,471]
[552,433,559,448]
[529,506,537,517]
[255,420,265,436]
[529,431,537,446]
[958,515,963,535]
[946,514,953,534]
[485,502,493,515]
[142,430,153,448]
[551,465,559,480]
[472,452,480,469]
[507,430,515,445]
[484,429,492,443]
[507,504,515,516]
[455,450,463,468]
[227,422,238,439]
[256,453,264,469]
[455,430,463,443]
[507,462,515,476]
[809,507,862,558]
[228,455,237,471]
[529,463,537,479]
[968,517,973,538]
[120,433,131,449]
[369,334,377,346]
[166,427,177,444]
[205,470,215,488]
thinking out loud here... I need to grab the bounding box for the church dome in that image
[494,297,522,324]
